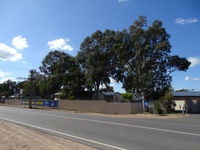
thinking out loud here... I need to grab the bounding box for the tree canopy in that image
[0,80,19,98]
[77,30,115,98]
[0,16,191,101]
[39,50,86,99]
[111,16,190,100]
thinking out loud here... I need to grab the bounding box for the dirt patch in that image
[105,113,189,119]
[43,108,188,119]
[0,120,97,150]
[70,112,189,119]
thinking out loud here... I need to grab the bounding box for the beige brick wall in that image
[131,103,143,114]
[4,99,143,114]
[5,99,21,105]
[58,100,143,114]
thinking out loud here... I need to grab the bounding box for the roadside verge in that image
[0,120,96,150]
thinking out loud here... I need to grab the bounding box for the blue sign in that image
[144,100,154,108]
[21,100,58,107]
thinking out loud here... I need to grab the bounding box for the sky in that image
[0,0,200,93]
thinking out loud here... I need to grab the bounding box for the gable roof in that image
[102,92,121,96]
[173,91,200,97]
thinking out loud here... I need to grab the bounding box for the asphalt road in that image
[0,106,199,150]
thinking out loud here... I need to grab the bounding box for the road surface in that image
[0,106,199,150]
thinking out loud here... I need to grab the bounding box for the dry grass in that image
[0,120,97,150]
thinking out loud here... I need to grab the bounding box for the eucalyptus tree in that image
[76,16,190,102]
[40,50,86,99]
[0,80,18,98]
[39,50,71,99]
[77,30,115,99]
[118,16,190,100]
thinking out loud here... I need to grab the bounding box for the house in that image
[173,91,200,113]
[93,92,122,102]
[92,92,105,100]
[102,92,122,102]
[55,91,123,102]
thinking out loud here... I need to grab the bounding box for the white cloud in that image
[118,0,128,2]
[174,17,199,25]
[99,84,106,89]
[0,70,11,78]
[187,57,200,67]
[22,60,27,64]
[12,35,29,50]
[110,77,117,83]
[110,78,117,87]
[185,76,200,81]
[0,43,22,61]
[0,77,16,83]
[48,38,74,51]
[110,84,116,87]
[0,70,13,83]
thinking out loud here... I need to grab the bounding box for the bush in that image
[153,101,163,114]
[122,93,132,102]
[68,96,75,100]
[160,90,176,113]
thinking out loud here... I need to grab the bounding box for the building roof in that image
[102,92,120,96]
[173,91,200,97]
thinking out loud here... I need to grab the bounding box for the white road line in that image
[0,116,127,150]
[3,109,200,137]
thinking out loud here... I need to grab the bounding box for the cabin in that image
[93,92,122,102]
[173,91,200,113]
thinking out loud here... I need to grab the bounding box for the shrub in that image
[122,93,132,102]
[160,90,176,113]
[153,101,163,114]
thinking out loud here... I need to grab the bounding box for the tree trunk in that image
[94,82,100,100]
[52,93,55,100]
[141,93,145,113]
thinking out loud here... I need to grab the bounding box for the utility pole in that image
[29,70,34,109]
[17,69,36,109]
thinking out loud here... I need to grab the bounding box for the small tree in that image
[122,93,132,102]
[0,80,18,98]
[159,90,176,113]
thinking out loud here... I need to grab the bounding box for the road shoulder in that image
[0,120,97,150]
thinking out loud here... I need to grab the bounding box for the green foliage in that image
[18,81,29,98]
[122,93,132,101]
[159,90,176,113]
[151,90,175,114]
[112,16,191,100]
[39,50,86,99]
[0,80,19,98]
[153,101,163,114]
[77,30,115,99]
[58,93,66,100]
[169,55,190,72]
[62,71,86,99]
[1,16,190,102]
[38,77,54,99]
[19,70,43,99]
[39,51,69,99]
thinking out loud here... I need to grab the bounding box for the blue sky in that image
[0,0,200,92]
